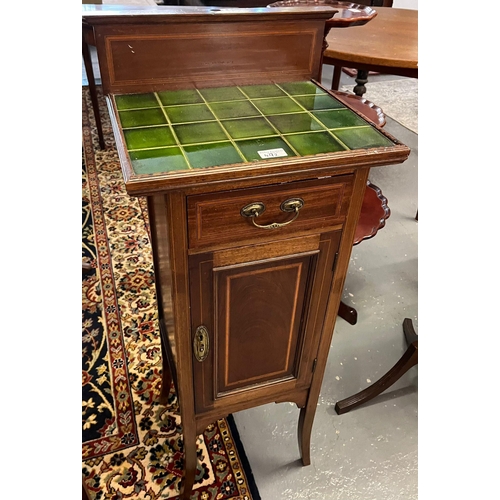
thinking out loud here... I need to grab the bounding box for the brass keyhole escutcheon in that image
[193,325,209,362]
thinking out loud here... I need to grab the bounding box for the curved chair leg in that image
[335,319,418,415]
[338,300,358,325]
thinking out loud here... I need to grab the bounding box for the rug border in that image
[227,414,262,500]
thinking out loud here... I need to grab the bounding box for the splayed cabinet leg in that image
[298,406,314,466]
[181,427,198,500]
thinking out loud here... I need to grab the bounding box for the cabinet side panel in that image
[147,195,179,372]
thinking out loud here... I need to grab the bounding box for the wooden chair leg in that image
[331,65,342,91]
[82,38,105,150]
[335,319,418,415]
[337,300,358,325]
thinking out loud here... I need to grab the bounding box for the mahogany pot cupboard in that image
[82,6,410,498]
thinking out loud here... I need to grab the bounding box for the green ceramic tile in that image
[129,147,189,174]
[239,84,286,98]
[124,126,176,150]
[199,87,246,102]
[115,93,159,110]
[312,109,368,129]
[173,122,227,145]
[157,89,203,106]
[333,127,395,150]
[222,117,276,140]
[267,113,325,134]
[284,132,345,156]
[236,136,296,162]
[252,97,302,115]
[210,100,260,120]
[165,104,215,124]
[279,81,326,96]
[119,108,167,128]
[184,142,243,169]
[294,94,345,111]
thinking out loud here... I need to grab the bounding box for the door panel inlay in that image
[215,254,312,396]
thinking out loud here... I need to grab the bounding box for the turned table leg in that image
[353,69,369,97]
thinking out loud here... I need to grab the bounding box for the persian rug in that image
[82,86,261,500]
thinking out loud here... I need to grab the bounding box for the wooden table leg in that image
[82,38,106,150]
[335,318,418,415]
[331,65,342,91]
[353,69,369,97]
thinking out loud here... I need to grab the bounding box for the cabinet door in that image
[190,231,342,414]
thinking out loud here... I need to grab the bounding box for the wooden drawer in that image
[187,175,354,249]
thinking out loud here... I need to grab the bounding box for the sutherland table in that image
[324,6,418,96]
[83,6,410,499]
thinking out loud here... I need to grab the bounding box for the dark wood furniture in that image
[332,90,390,326]
[335,317,418,414]
[267,0,378,29]
[337,179,390,325]
[83,6,410,499]
[323,6,418,96]
[82,24,106,149]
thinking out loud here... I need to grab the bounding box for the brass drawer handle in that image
[240,198,304,230]
[193,325,209,362]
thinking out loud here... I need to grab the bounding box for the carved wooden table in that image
[83,6,410,498]
[323,6,418,96]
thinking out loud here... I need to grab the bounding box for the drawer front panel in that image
[187,175,353,249]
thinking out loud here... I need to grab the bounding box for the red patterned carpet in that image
[82,86,260,500]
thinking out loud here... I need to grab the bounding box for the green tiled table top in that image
[114,81,395,175]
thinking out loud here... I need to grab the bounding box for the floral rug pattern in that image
[82,86,259,500]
